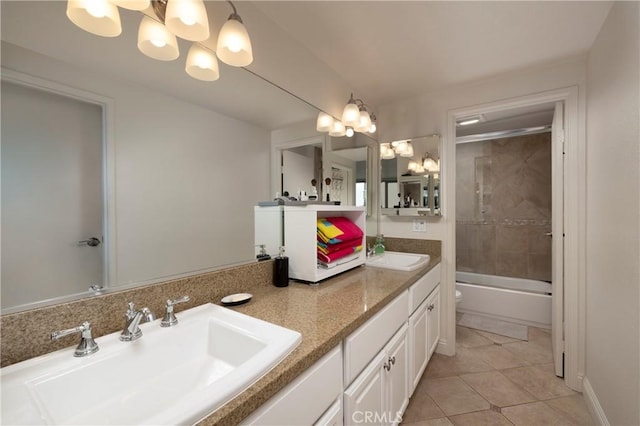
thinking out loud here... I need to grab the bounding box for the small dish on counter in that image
[221,293,253,306]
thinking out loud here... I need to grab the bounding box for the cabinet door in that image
[426,285,441,359]
[408,300,428,396]
[386,324,408,426]
[344,352,386,426]
[315,398,343,426]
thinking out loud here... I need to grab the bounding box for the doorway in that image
[448,87,582,391]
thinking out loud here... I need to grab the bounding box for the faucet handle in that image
[125,302,136,320]
[51,321,99,357]
[161,296,190,327]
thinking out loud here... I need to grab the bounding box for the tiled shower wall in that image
[456,132,552,281]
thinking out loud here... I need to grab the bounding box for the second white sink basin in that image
[365,251,430,271]
[1,303,301,425]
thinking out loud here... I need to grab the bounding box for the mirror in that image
[1,2,321,313]
[380,134,442,216]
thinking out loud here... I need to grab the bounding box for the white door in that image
[282,150,314,196]
[1,81,104,309]
[344,352,386,426]
[386,325,408,426]
[551,101,565,377]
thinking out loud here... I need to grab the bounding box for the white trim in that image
[583,377,609,426]
[446,86,584,390]
[1,67,118,297]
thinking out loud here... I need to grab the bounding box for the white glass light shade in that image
[185,44,219,81]
[217,17,253,67]
[341,102,360,128]
[355,110,372,132]
[400,142,414,157]
[329,121,346,137]
[66,0,122,37]
[346,127,355,138]
[381,144,395,160]
[408,161,418,171]
[111,0,150,11]
[414,164,425,173]
[165,0,210,41]
[138,16,179,61]
[423,156,438,171]
[316,112,334,132]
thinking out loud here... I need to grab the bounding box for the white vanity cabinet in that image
[241,345,343,426]
[283,205,366,283]
[407,264,441,395]
[344,324,408,426]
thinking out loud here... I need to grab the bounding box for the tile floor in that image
[401,325,595,426]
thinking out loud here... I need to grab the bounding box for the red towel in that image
[317,244,363,263]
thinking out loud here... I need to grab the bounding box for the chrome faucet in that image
[366,244,376,258]
[120,302,155,342]
[51,321,99,357]
[161,296,190,327]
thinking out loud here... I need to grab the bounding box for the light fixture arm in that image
[151,0,167,23]
[226,1,242,22]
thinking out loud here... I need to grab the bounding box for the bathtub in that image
[456,271,552,329]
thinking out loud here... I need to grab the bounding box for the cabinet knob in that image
[427,303,435,311]
[389,356,396,366]
[383,361,391,372]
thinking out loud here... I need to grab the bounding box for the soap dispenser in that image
[273,246,289,287]
[374,234,386,254]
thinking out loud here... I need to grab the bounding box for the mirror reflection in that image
[380,134,442,216]
[1,1,320,313]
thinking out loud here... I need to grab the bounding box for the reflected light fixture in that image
[380,143,395,160]
[66,0,122,37]
[217,1,254,67]
[329,121,346,137]
[185,43,220,81]
[66,0,253,83]
[422,153,439,172]
[316,112,334,132]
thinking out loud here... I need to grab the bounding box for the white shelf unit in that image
[283,205,366,283]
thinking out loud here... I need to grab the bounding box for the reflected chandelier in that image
[316,93,377,137]
[65,0,253,82]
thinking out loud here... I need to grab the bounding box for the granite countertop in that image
[197,257,441,426]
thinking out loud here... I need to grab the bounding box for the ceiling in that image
[1,1,613,129]
[254,1,613,105]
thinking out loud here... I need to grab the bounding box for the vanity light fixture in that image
[66,0,122,37]
[216,1,254,67]
[316,112,334,132]
[380,143,395,160]
[422,153,439,172]
[66,0,252,82]
[316,93,377,137]
[329,121,346,137]
[185,43,219,81]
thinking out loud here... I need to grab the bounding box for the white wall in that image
[377,57,587,357]
[584,2,640,425]
[2,43,271,288]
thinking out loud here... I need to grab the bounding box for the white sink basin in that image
[1,303,301,425]
[365,251,431,271]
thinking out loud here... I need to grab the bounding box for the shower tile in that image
[460,371,536,407]
[500,365,576,400]
[496,226,528,253]
[448,410,513,426]
[496,251,528,278]
[423,376,490,416]
[528,253,551,282]
[528,225,552,254]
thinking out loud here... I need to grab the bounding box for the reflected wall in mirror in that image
[380,134,442,217]
[1,1,320,313]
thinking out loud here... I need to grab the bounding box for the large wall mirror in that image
[1,1,321,313]
[380,134,442,217]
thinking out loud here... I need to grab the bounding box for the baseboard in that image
[582,377,609,426]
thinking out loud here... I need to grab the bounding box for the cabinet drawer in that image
[242,345,343,425]
[344,291,409,386]
[409,264,441,314]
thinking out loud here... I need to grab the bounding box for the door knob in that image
[78,237,101,247]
